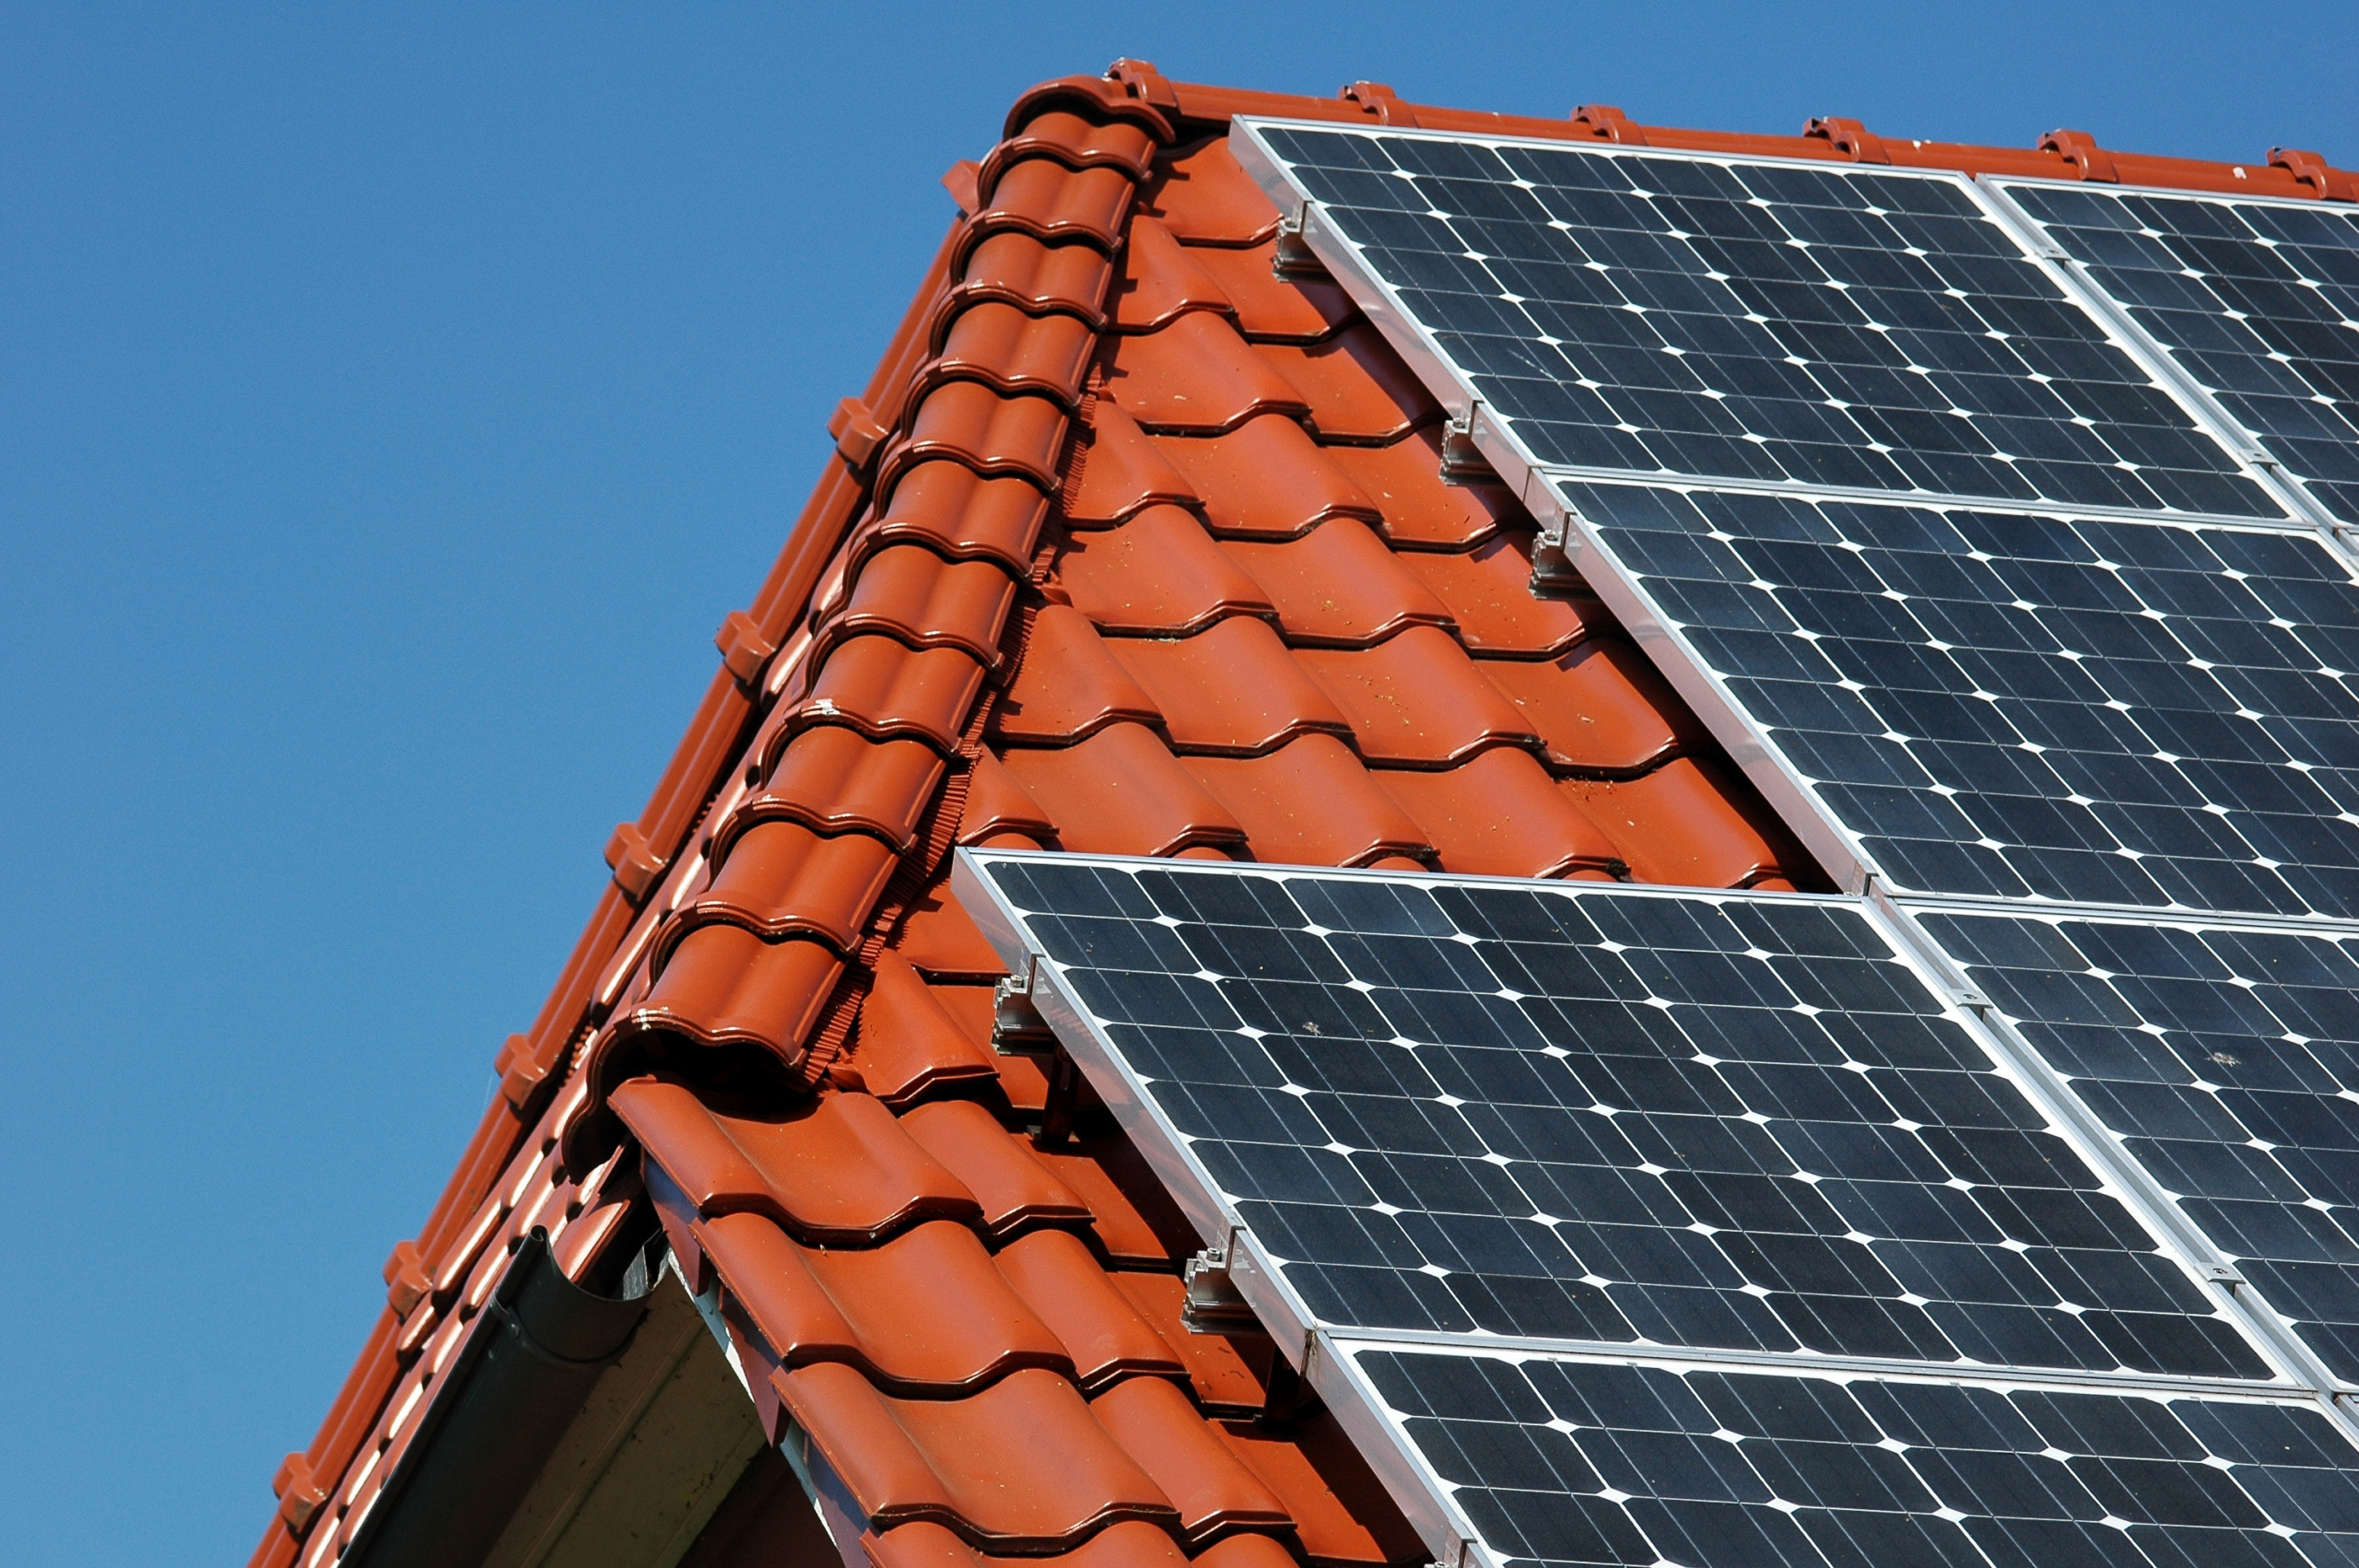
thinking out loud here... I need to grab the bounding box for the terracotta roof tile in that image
[1153,415,1379,540]
[992,1228,1184,1390]
[920,302,1098,408]
[897,1099,1096,1239]
[1220,520,1452,647]
[615,1079,980,1244]
[1028,1134,1199,1267]
[1476,638,1697,776]
[1565,757,1802,889]
[863,460,1052,578]
[1394,532,1595,655]
[1003,722,1249,857]
[1183,735,1433,867]
[1136,138,1280,246]
[957,749,1061,848]
[968,158,1137,253]
[728,728,947,857]
[1105,1272,1275,1414]
[1321,429,1520,550]
[1374,747,1622,878]
[816,544,1020,670]
[673,821,900,954]
[1296,626,1540,766]
[892,884,1009,981]
[866,1520,1191,1568]
[1056,507,1273,637]
[699,1212,1068,1392]
[941,232,1114,335]
[776,1362,1178,1548]
[1102,617,1350,756]
[850,953,1002,1106]
[1089,1375,1293,1543]
[1109,216,1231,334]
[981,111,1161,192]
[1253,325,1441,444]
[609,924,844,1070]
[882,381,1070,493]
[990,605,1166,745]
[1062,403,1200,527]
[790,637,988,754]
[1097,311,1310,434]
[1189,241,1356,344]
[1214,1415,1424,1567]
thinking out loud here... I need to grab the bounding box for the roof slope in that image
[253,62,2357,1568]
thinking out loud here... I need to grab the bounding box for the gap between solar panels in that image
[951,849,2359,1568]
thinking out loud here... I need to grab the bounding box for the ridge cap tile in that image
[940,231,1115,338]
[723,728,948,857]
[668,819,899,954]
[864,459,1054,577]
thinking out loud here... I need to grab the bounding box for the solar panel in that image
[1236,123,2279,521]
[1552,477,2359,920]
[957,852,2266,1380]
[1349,1343,2359,1568]
[1924,906,2359,1382]
[1997,181,2359,525]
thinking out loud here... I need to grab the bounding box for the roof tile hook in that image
[2040,128,2119,183]
[1105,57,1180,114]
[1342,81,1420,127]
[1804,116,1891,165]
[2270,146,2352,201]
[1570,104,1647,145]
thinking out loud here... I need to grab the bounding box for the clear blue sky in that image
[6,5,2357,1562]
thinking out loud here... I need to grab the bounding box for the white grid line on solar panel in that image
[1994,177,2359,530]
[1553,476,2359,921]
[1236,120,2282,521]
[959,851,2274,1382]
[1333,1338,2359,1568]
[1919,903,2359,1387]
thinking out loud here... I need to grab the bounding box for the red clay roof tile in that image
[611,924,844,1070]
[968,158,1138,254]
[1152,415,1379,540]
[891,884,1008,981]
[851,953,1002,1106]
[776,1363,1177,1549]
[729,728,948,857]
[1190,241,1355,343]
[1028,1135,1199,1267]
[1253,326,1441,444]
[867,1520,1191,1568]
[1097,311,1310,434]
[1321,429,1520,550]
[1477,638,1697,776]
[791,637,988,754]
[817,544,1020,670]
[1102,617,1350,756]
[992,1228,1184,1391]
[1375,747,1622,879]
[1296,627,1539,766]
[940,232,1115,337]
[1056,507,1273,637]
[896,1099,1096,1239]
[1105,1273,1274,1414]
[1214,1414,1422,1568]
[864,461,1052,578]
[673,820,900,954]
[921,302,1099,408]
[1109,216,1231,334]
[882,381,1070,493]
[1136,138,1280,246]
[1565,757,1800,888]
[957,749,1061,848]
[1003,722,1249,856]
[1220,520,1452,647]
[990,605,1166,745]
[1394,532,1595,656]
[981,111,1161,193]
[1183,735,1433,867]
[1089,1375,1293,1543]
[615,1080,980,1244]
[1061,403,1200,526]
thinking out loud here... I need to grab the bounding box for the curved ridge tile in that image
[921,301,1098,407]
[1184,734,1433,867]
[1255,325,1441,444]
[1102,617,1351,755]
[1564,756,1802,889]
[1295,626,1541,766]
[1057,507,1273,637]
[1189,240,1356,344]
[1062,403,1199,528]
[615,1079,981,1244]
[1097,311,1309,434]
[1153,415,1380,540]
[851,953,1002,1106]
[970,158,1137,252]
[819,544,1020,669]
[775,1362,1179,1549]
[728,728,947,858]
[614,925,844,1070]
[865,461,1052,578]
[1321,429,1523,550]
[991,605,1166,744]
[1221,520,1453,647]
[1002,723,1249,857]
[1476,639,1696,776]
[672,820,898,954]
[791,638,988,755]
[1138,139,1279,246]
[883,381,1070,494]
[1090,1376,1292,1544]
[1110,216,1232,333]
[981,111,1160,194]
[992,1229,1184,1391]
[1374,747,1623,879]
[699,1212,1070,1393]
[1393,532,1596,656]
[941,232,1114,336]
[898,1099,1097,1239]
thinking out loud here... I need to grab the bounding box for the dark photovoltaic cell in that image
[1356,1346,2359,1568]
[1248,124,2277,519]
[973,855,2264,1378]
[1559,478,2359,919]
[1925,907,2359,1381]
[2007,181,2359,524]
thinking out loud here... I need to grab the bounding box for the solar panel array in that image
[2000,181,2359,525]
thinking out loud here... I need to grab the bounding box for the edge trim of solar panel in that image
[1888,890,2359,1398]
[1975,174,2354,541]
[952,849,2294,1387]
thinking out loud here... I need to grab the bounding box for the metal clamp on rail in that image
[1272,206,1327,281]
[1180,1245,1261,1333]
[991,957,1050,1051]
